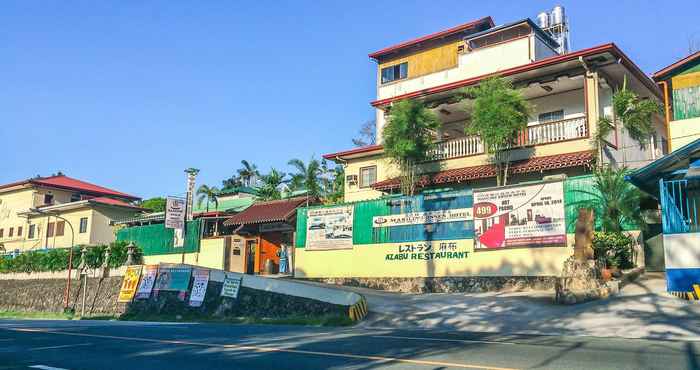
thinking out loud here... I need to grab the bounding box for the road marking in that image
[373,335,518,345]
[30,343,92,351]
[29,366,69,370]
[7,328,518,370]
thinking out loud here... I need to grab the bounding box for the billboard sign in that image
[117,265,143,303]
[165,196,186,229]
[134,265,158,300]
[373,208,473,228]
[306,205,353,250]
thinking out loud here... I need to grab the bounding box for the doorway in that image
[245,239,257,274]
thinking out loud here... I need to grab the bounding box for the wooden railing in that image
[427,116,588,161]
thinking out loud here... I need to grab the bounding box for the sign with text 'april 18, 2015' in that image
[306,205,353,250]
[473,181,566,250]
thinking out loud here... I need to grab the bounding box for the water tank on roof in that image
[551,5,565,25]
[536,12,550,29]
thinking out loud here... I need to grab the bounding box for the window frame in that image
[44,193,54,205]
[28,224,36,239]
[359,165,378,189]
[0,228,4,238]
[56,221,65,237]
[79,217,88,234]
[380,62,408,85]
[47,222,55,238]
[17,226,22,237]
[8,227,13,238]
[537,109,565,124]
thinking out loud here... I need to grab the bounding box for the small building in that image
[627,139,700,294]
[0,174,142,254]
[653,51,700,152]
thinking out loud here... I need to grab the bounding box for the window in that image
[70,193,81,202]
[17,226,22,237]
[79,217,88,233]
[47,222,55,237]
[0,228,3,238]
[44,194,54,205]
[381,62,408,84]
[359,166,377,188]
[28,225,35,239]
[538,110,564,123]
[8,228,13,238]
[56,221,65,237]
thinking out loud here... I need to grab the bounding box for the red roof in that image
[88,197,145,210]
[371,43,661,107]
[371,151,594,191]
[653,50,700,81]
[322,144,384,160]
[369,17,494,60]
[223,197,311,226]
[0,175,140,201]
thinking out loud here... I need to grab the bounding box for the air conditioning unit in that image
[346,175,358,186]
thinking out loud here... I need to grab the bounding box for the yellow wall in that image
[295,236,574,278]
[378,40,460,83]
[143,238,225,270]
[669,117,700,151]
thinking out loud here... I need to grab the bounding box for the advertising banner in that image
[473,181,566,250]
[221,273,243,299]
[306,205,353,250]
[188,268,209,307]
[154,265,192,292]
[134,265,159,300]
[165,196,186,229]
[373,208,473,228]
[117,265,143,303]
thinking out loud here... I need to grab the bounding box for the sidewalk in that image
[306,273,700,341]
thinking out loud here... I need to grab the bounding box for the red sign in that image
[473,202,498,218]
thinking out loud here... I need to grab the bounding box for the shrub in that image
[592,231,635,269]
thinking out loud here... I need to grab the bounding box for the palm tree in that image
[287,158,322,198]
[237,160,259,187]
[571,166,645,232]
[324,165,345,204]
[257,169,287,201]
[196,184,220,212]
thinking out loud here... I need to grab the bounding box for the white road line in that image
[373,335,518,345]
[30,343,92,351]
[29,365,70,370]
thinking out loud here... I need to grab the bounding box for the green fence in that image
[563,174,638,232]
[116,220,201,255]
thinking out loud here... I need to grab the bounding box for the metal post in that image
[78,246,88,317]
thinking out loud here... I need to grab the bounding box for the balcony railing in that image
[428,116,588,161]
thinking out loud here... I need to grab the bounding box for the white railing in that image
[427,116,588,161]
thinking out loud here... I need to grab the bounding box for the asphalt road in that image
[0,319,699,370]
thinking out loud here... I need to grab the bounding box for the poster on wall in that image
[134,265,158,300]
[188,268,209,307]
[154,265,192,292]
[473,181,566,250]
[221,273,243,299]
[117,265,143,303]
[306,205,354,250]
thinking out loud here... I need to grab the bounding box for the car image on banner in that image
[473,181,566,250]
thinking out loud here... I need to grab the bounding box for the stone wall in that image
[308,276,557,293]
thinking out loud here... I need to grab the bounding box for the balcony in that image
[428,116,588,161]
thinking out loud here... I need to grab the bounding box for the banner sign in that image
[134,265,158,300]
[165,196,186,229]
[373,208,473,228]
[154,265,192,292]
[188,268,209,307]
[221,273,243,299]
[473,181,566,250]
[384,241,470,262]
[306,205,353,250]
[117,265,143,303]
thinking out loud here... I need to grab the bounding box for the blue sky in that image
[2,1,698,199]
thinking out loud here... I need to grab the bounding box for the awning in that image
[626,138,700,195]
[372,150,594,191]
[223,197,311,226]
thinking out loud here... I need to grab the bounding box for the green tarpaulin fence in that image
[116,220,201,255]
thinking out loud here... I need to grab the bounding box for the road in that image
[1,319,699,370]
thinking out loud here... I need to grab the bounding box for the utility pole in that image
[181,168,199,264]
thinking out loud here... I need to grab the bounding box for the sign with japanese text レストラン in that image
[134,265,158,300]
[117,265,143,303]
[188,268,209,307]
[372,208,473,228]
[473,181,566,250]
[384,241,470,262]
[306,205,353,250]
[221,273,243,299]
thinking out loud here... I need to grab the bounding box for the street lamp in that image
[30,207,75,310]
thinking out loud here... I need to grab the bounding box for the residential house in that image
[0,174,142,253]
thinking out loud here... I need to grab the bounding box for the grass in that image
[0,310,119,321]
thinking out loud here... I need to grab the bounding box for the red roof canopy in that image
[88,197,145,210]
[0,175,140,201]
[653,50,700,81]
[372,151,594,191]
[223,197,312,226]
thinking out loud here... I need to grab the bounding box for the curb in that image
[670,284,700,301]
[348,295,368,321]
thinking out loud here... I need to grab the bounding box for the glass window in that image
[28,225,36,239]
[8,228,13,237]
[79,217,88,233]
[44,194,54,205]
[0,229,3,238]
[56,221,65,237]
[538,110,564,123]
[70,193,81,202]
[359,166,377,188]
[381,62,408,84]
[47,222,55,237]
[17,226,22,237]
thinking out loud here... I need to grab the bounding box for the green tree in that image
[257,168,287,201]
[323,164,345,204]
[140,197,166,212]
[287,158,322,198]
[196,184,219,212]
[236,160,260,187]
[464,77,531,186]
[382,100,441,196]
[571,166,645,233]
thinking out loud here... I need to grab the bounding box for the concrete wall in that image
[142,239,225,270]
[663,233,700,292]
[669,117,700,151]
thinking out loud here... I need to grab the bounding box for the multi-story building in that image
[0,174,142,253]
[324,16,666,202]
[653,50,700,152]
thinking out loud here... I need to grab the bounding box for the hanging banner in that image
[306,205,354,250]
[154,265,192,292]
[188,268,209,307]
[473,181,566,250]
[117,265,143,303]
[134,265,159,299]
[221,273,243,299]
[165,196,186,229]
[373,208,473,228]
